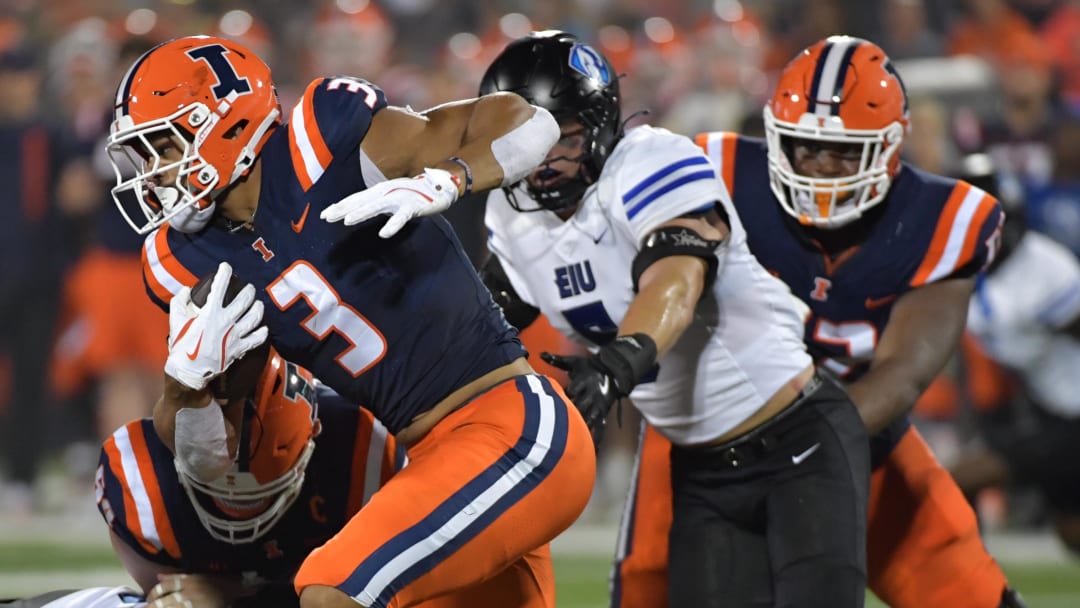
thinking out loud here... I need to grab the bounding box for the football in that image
[190,270,271,401]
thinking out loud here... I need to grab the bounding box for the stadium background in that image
[1,0,1079,604]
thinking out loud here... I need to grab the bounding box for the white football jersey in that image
[486,125,811,444]
[967,232,1080,418]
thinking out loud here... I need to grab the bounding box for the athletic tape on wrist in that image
[491,106,559,186]
[174,405,232,483]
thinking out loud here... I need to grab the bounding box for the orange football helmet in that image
[178,351,320,544]
[763,35,909,228]
[107,35,281,234]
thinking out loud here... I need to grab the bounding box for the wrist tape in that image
[174,404,232,483]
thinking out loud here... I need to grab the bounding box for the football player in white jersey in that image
[951,155,1080,556]
[473,31,871,608]
[0,586,147,608]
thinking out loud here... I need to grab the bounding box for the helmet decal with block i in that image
[107,35,281,234]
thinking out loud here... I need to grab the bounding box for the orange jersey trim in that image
[126,424,181,559]
[103,434,159,556]
[288,78,334,192]
[958,197,997,273]
[143,228,198,304]
[694,131,737,197]
[910,182,997,287]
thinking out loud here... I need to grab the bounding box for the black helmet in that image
[480,30,623,212]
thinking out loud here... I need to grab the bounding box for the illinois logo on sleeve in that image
[568,43,612,85]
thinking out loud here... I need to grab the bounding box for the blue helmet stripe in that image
[830,43,861,115]
[806,40,834,115]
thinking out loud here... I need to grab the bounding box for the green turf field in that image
[552,554,1080,607]
[2,542,1078,606]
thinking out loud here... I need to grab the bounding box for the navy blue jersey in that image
[142,77,525,432]
[698,132,1004,462]
[95,386,403,582]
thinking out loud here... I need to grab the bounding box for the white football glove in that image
[164,262,269,390]
[321,167,460,238]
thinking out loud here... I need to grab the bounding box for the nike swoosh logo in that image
[864,294,898,309]
[172,317,196,348]
[593,228,609,244]
[598,375,611,395]
[291,203,311,233]
[186,333,204,360]
[791,442,821,465]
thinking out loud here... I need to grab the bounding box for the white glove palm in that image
[164,262,269,390]
[320,167,459,238]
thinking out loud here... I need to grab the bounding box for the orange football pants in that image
[612,424,1008,608]
[295,374,595,607]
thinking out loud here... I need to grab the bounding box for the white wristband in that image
[491,105,559,186]
[174,404,232,483]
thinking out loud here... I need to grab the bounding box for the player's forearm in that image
[845,359,932,435]
[432,94,558,192]
[620,258,704,356]
[851,277,971,435]
[154,375,213,453]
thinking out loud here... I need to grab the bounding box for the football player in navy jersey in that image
[107,35,594,608]
[466,31,870,608]
[97,347,401,608]
[611,36,1028,608]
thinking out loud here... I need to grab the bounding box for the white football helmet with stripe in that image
[107,35,281,234]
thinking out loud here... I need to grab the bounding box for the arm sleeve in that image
[480,255,541,331]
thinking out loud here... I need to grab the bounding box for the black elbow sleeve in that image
[480,255,541,331]
[631,226,725,293]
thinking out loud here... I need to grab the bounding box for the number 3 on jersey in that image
[326,77,379,108]
[812,318,877,378]
[267,261,387,376]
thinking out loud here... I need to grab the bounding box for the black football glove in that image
[541,333,658,449]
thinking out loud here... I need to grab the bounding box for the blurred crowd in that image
[3,0,1080,540]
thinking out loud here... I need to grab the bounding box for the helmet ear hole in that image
[224,118,249,141]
